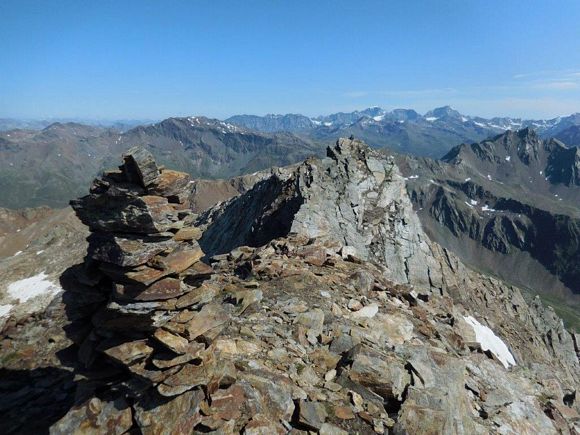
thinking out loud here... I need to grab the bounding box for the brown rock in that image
[295,309,324,344]
[122,146,160,187]
[334,405,355,420]
[207,384,246,421]
[114,277,184,301]
[345,345,410,401]
[50,397,133,435]
[88,233,176,267]
[173,227,202,241]
[99,339,153,366]
[126,362,179,385]
[153,328,190,354]
[72,193,182,234]
[241,370,296,422]
[134,389,204,435]
[244,413,287,435]
[183,260,214,280]
[150,244,204,273]
[148,169,191,203]
[298,245,327,266]
[101,245,204,285]
[296,400,328,431]
[185,303,229,340]
[175,283,220,309]
[152,342,205,369]
[100,262,166,286]
[320,423,348,435]
[159,358,236,397]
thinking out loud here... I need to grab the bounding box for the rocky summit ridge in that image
[2,141,579,434]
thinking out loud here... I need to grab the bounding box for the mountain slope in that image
[0,118,322,208]
[556,125,580,147]
[121,117,322,178]
[397,129,580,327]
[225,113,315,133]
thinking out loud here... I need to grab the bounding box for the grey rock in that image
[122,146,160,187]
[296,400,327,431]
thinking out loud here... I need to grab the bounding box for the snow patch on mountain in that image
[7,272,62,303]
[464,315,516,368]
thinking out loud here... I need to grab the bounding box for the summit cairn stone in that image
[122,146,160,187]
[62,147,234,429]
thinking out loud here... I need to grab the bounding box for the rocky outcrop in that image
[197,139,579,373]
[4,142,579,434]
[198,139,445,291]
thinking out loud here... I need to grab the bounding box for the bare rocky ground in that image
[0,140,578,434]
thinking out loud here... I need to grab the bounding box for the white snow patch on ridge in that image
[0,304,13,318]
[463,315,516,368]
[7,272,62,303]
[351,303,379,319]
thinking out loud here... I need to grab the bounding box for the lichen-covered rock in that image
[50,397,133,435]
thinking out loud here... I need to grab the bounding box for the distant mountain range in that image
[0,118,154,132]
[227,106,580,157]
[2,106,580,209]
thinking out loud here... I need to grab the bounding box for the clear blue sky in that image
[1,0,579,120]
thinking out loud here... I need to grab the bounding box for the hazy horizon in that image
[2,102,580,126]
[2,0,580,120]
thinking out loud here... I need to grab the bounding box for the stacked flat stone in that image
[70,146,230,399]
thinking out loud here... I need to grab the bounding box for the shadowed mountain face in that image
[0,118,322,208]
[556,125,580,147]
[397,129,580,325]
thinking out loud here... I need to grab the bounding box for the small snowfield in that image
[464,315,516,369]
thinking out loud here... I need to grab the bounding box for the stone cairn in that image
[69,146,234,404]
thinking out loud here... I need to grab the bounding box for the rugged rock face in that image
[442,128,580,189]
[397,129,580,329]
[189,167,291,213]
[198,139,444,290]
[2,141,579,434]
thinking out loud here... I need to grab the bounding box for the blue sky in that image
[1,0,579,120]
